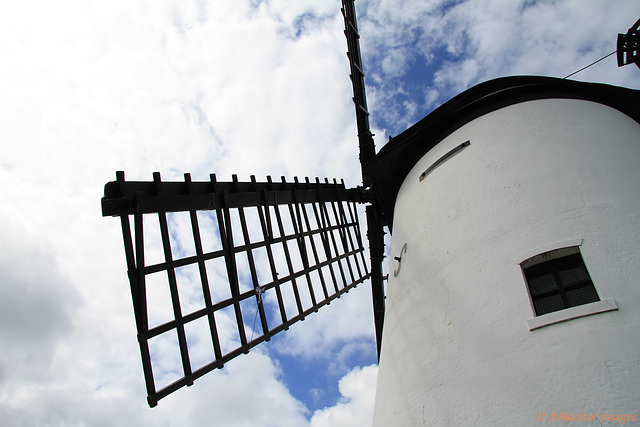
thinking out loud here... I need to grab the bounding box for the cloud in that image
[0,211,81,380]
[271,282,376,362]
[169,350,310,427]
[0,0,364,423]
[310,364,378,427]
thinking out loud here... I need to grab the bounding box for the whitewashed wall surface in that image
[374,98,640,426]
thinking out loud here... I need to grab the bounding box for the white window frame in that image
[515,239,618,331]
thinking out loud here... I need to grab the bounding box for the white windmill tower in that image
[368,22,640,427]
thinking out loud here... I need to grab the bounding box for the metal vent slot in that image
[419,140,470,182]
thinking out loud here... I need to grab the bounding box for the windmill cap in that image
[366,75,640,228]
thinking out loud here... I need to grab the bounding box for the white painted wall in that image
[373,99,640,426]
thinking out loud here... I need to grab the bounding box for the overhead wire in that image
[563,50,618,79]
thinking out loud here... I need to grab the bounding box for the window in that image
[522,247,600,316]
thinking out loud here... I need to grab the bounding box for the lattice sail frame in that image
[102,171,370,406]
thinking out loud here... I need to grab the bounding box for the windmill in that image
[102,2,640,421]
[101,0,385,408]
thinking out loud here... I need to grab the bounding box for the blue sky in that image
[1,0,639,426]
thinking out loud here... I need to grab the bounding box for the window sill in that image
[527,299,618,331]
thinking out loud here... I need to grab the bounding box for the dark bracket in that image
[102,172,371,406]
[617,18,640,68]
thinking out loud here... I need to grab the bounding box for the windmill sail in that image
[342,0,386,357]
[102,0,387,407]
[102,171,371,406]
[341,0,375,187]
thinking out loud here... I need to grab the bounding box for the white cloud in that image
[272,282,375,361]
[167,350,310,427]
[310,364,378,427]
[0,0,378,423]
[0,210,81,384]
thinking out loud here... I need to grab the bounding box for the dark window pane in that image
[527,273,557,296]
[558,265,590,285]
[534,294,565,316]
[566,286,599,307]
